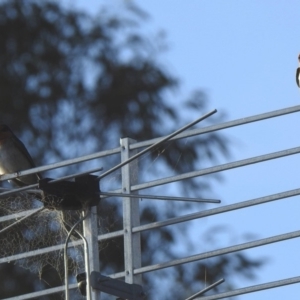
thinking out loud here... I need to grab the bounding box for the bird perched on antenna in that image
[0,124,41,187]
[296,54,300,88]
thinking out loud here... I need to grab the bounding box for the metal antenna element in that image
[185,278,225,300]
[64,210,90,300]
[0,207,45,235]
[2,105,300,299]
[100,191,221,204]
[96,109,217,181]
[0,183,37,198]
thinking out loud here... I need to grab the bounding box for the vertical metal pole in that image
[121,138,142,285]
[83,206,101,299]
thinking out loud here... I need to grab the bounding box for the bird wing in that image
[11,134,42,181]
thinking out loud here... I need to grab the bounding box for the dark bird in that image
[0,124,41,187]
[296,54,300,87]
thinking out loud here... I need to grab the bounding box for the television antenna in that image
[1,105,300,299]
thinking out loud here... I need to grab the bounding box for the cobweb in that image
[0,193,85,281]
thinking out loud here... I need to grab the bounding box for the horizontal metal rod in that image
[0,183,38,198]
[132,187,300,233]
[110,230,300,278]
[0,207,42,223]
[185,278,225,300]
[2,283,78,300]
[0,207,45,236]
[97,109,217,180]
[100,191,221,203]
[99,186,299,242]
[0,146,118,183]
[0,228,125,264]
[98,229,124,241]
[129,146,300,192]
[0,239,83,264]
[0,166,103,198]
[196,276,300,300]
[130,104,300,150]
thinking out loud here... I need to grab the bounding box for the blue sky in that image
[67,1,300,299]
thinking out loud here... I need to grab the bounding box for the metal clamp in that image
[90,271,146,300]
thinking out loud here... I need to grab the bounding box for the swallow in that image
[296,54,300,87]
[0,124,41,187]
